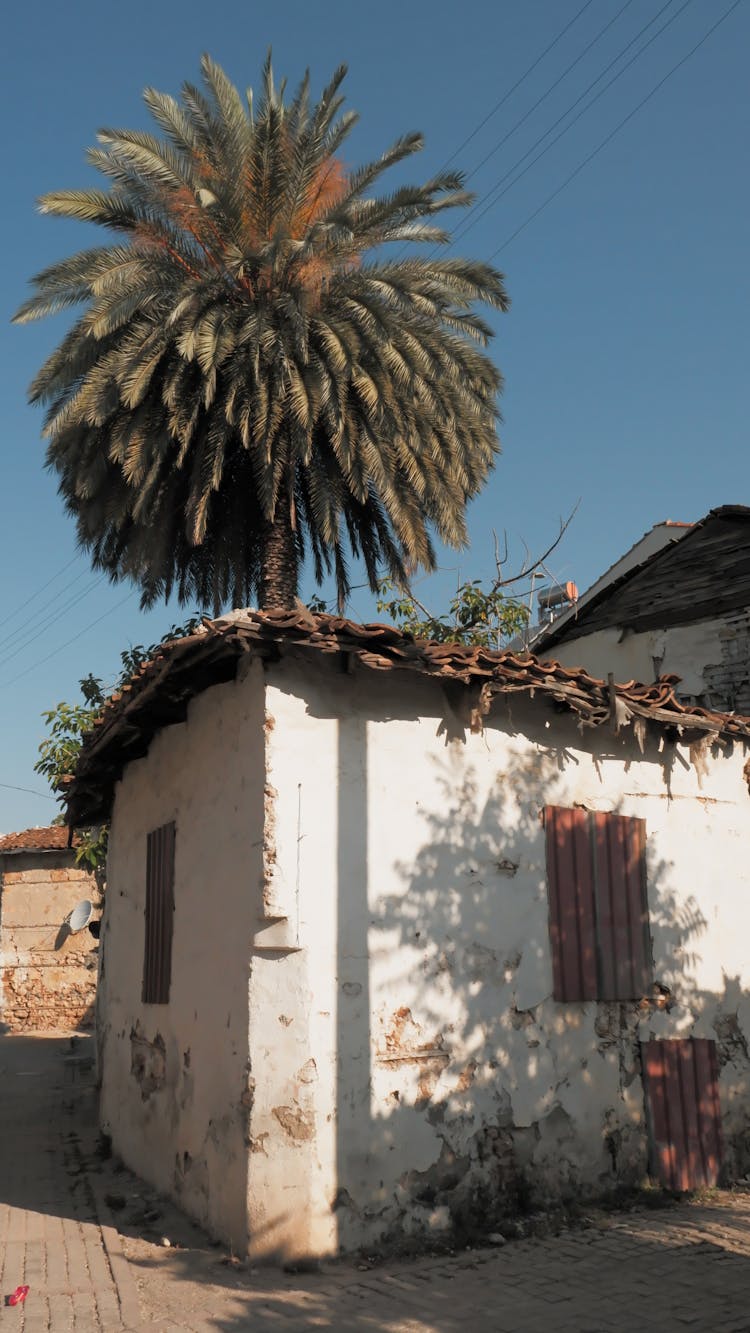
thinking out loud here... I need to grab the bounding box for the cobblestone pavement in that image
[2,1034,750,1331]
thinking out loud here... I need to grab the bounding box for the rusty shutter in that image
[142,821,175,1005]
[592,813,651,1001]
[545,807,651,1002]
[642,1039,723,1190]
[546,806,598,1001]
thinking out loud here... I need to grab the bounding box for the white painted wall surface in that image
[100,659,266,1250]
[256,654,750,1257]
[100,645,750,1261]
[549,616,730,695]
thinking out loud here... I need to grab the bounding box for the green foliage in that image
[15,54,508,612]
[375,577,528,650]
[35,616,201,872]
[118,617,202,679]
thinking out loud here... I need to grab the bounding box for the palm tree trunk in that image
[259,484,299,610]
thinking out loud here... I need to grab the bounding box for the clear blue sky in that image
[2,0,748,832]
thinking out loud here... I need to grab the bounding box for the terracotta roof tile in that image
[65,610,750,828]
[0,826,77,854]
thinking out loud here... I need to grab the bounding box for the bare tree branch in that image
[493,501,580,589]
[440,502,580,637]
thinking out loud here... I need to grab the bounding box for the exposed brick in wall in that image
[0,854,100,1033]
[703,610,750,715]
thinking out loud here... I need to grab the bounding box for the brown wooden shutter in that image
[546,806,598,1002]
[142,821,175,1005]
[545,807,651,1002]
[593,813,651,1001]
[642,1039,723,1190]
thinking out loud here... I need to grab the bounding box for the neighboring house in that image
[533,507,750,710]
[0,826,100,1032]
[66,611,750,1262]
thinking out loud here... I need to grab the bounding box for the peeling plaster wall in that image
[254,653,750,1258]
[246,665,339,1261]
[100,657,266,1251]
[0,853,99,1032]
[550,613,750,711]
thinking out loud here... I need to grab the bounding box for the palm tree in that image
[15,55,509,612]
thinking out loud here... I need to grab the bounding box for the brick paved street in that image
[2,1034,750,1331]
[125,1198,750,1332]
[0,1035,139,1330]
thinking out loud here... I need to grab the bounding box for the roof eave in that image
[64,610,750,829]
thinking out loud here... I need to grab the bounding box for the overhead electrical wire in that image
[0,573,110,671]
[2,554,80,628]
[463,0,638,185]
[448,0,693,250]
[392,0,599,262]
[0,781,55,801]
[0,567,94,656]
[490,0,744,257]
[0,590,137,690]
[439,0,597,172]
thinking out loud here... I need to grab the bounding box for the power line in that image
[490,0,744,258]
[0,781,55,801]
[450,0,692,250]
[0,573,110,671]
[393,1,599,263]
[440,0,597,172]
[0,567,93,655]
[0,590,137,690]
[464,0,637,184]
[1,554,79,628]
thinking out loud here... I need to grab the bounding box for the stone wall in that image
[0,852,100,1032]
[703,609,750,714]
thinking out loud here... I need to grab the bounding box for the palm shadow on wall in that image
[333,694,750,1250]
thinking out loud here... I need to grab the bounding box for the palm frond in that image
[16,53,509,613]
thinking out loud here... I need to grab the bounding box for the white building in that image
[67,610,750,1261]
[533,506,750,711]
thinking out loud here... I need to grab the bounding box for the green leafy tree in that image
[375,577,528,650]
[372,512,577,649]
[35,618,200,871]
[15,54,508,614]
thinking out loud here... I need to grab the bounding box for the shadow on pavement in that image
[0,1034,101,1227]
[3,1033,750,1331]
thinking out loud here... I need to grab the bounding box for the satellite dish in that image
[68,900,94,933]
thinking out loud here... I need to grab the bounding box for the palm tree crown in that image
[15,54,509,611]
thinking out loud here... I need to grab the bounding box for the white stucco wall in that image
[253,653,750,1257]
[100,658,266,1249]
[100,644,750,1262]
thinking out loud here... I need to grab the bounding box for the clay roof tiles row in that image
[0,826,76,854]
[64,609,750,828]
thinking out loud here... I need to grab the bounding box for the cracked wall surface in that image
[0,854,99,1032]
[99,644,750,1265]
[99,656,266,1252]
[253,654,750,1258]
